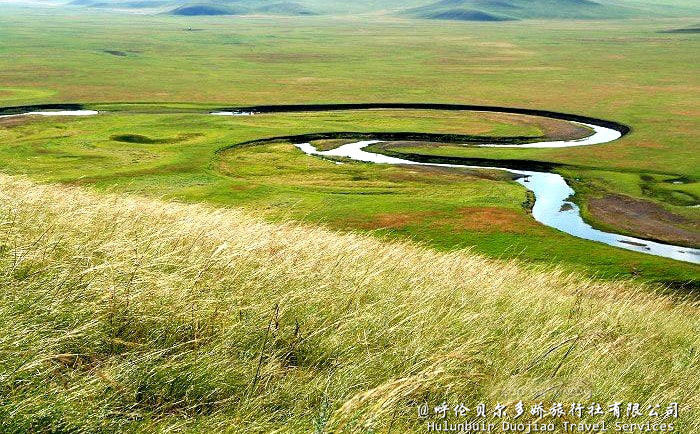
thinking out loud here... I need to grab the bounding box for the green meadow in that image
[0,7,698,286]
[1,105,697,285]
[0,3,699,432]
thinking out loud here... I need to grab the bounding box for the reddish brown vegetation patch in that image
[359,211,441,230]
[344,206,543,234]
[588,194,700,247]
[482,113,591,140]
[0,116,31,128]
[451,207,541,233]
[384,164,485,183]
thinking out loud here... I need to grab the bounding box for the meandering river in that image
[3,107,697,264]
[292,131,699,264]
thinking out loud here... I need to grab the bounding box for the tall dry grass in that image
[0,174,697,433]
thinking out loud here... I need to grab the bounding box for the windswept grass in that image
[0,175,697,432]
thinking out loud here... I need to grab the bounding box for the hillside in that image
[59,0,700,17]
[168,1,315,16]
[63,0,425,15]
[169,4,242,15]
[403,0,636,21]
[1,175,698,431]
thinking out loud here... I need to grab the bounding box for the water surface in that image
[294,139,699,264]
[0,110,98,118]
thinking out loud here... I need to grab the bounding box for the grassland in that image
[0,9,697,280]
[1,106,698,286]
[0,4,698,432]
[1,174,698,432]
[42,0,700,17]
[371,140,699,245]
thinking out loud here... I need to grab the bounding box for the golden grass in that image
[0,174,697,432]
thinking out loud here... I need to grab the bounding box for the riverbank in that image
[2,103,697,285]
[376,142,699,249]
[294,140,700,264]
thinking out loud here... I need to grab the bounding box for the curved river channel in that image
[4,107,699,264]
[285,120,699,265]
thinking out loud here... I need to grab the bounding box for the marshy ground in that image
[0,105,697,285]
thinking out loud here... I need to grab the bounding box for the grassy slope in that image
[403,0,635,21]
[0,174,698,432]
[55,0,700,16]
[60,0,431,14]
[168,2,319,17]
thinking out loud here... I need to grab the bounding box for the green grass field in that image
[0,8,698,284]
[0,3,699,432]
[0,105,697,285]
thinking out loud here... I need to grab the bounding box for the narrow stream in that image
[294,139,700,264]
[0,110,99,119]
[4,108,697,263]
